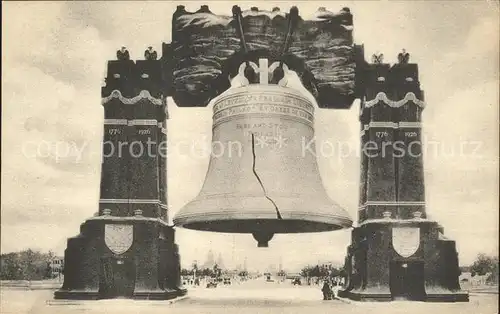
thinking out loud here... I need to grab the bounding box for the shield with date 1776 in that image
[104,224,133,255]
[392,227,420,258]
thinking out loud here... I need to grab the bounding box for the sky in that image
[1,1,499,272]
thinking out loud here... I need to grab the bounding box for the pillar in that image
[340,58,468,302]
[54,50,186,300]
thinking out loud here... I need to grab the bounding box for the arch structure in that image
[55,5,467,302]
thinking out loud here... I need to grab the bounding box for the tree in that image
[300,264,346,282]
[470,254,498,277]
[197,268,215,277]
[300,266,311,277]
[1,252,23,280]
[45,261,53,279]
[469,254,498,284]
[213,264,222,277]
[23,249,36,282]
[1,249,60,280]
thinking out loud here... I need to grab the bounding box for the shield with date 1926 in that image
[104,224,134,255]
[392,227,420,258]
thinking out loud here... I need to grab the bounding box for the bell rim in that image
[173,195,354,233]
[172,218,352,234]
[173,210,353,233]
[173,214,353,224]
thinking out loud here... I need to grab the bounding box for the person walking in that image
[321,279,332,300]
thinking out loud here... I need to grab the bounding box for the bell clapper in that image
[252,231,274,248]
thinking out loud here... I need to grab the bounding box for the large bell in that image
[174,76,353,247]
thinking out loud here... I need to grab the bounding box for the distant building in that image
[201,250,215,269]
[267,264,278,274]
[285,273,302,280]
[216,253,225,270]
[50,257,64,276]
[317,261,342,269]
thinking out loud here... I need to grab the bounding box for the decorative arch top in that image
[101,90,163,106]
[167,5,356,109]
[364,92,425,109]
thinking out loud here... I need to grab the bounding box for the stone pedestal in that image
[339,219,468,302]
[54,217,186,300]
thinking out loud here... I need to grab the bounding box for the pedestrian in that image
[321,280,332,300]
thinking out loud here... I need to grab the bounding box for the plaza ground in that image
[1,279,498,314]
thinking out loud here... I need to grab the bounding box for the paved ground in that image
[1,280,498,314]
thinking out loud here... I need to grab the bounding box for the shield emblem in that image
[392,227,420,258]
[104,224,133,255]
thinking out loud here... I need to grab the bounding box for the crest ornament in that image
[392,227,420,258]
[104,224,133,255]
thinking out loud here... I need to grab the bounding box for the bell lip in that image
[173,197,354,233]
[173,211,353,223]
[174,217,352,226]
[173,213,353,234]
[173,219,353,234]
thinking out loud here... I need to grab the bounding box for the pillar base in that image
[132,288,187,300]
[54,216,185,300]
[341,220,469,302]
[338,289,392,302]
[54,289,100,300]
[339,288,469,302]
[424,288,469,302]
[54,288,187,301]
